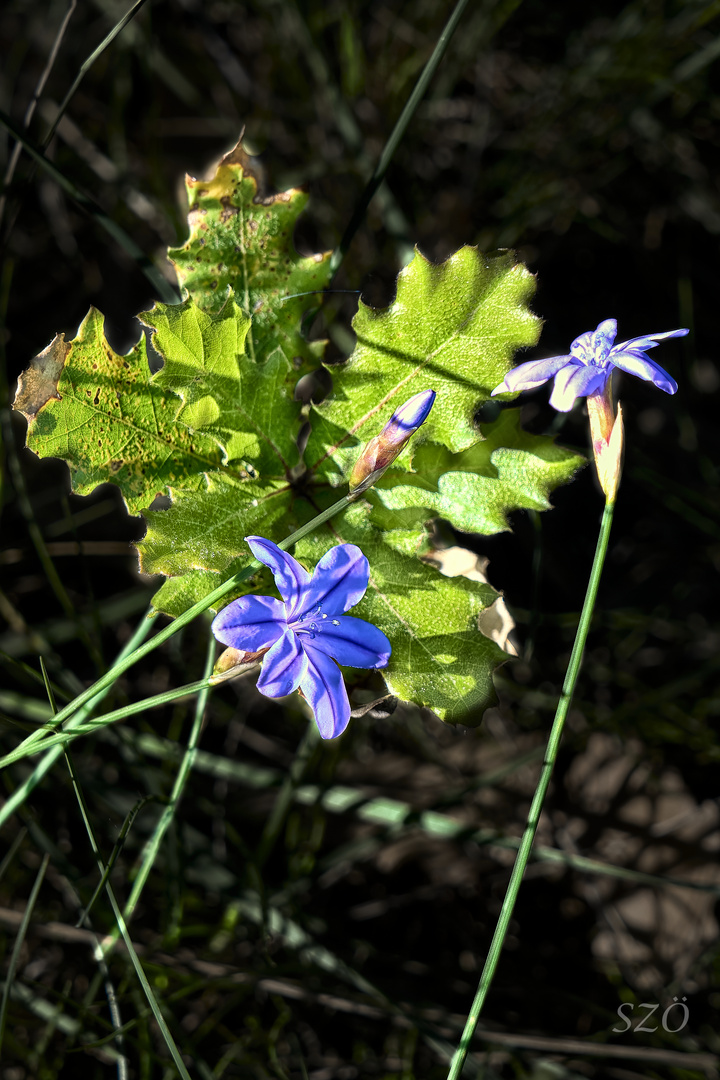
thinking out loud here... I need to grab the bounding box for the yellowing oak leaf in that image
[168,139,332,370]
[15,308,235,515]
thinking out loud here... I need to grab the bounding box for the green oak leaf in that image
[293,503,508,723]
[138,476,297,579]
[305,246,541,482]
[140,294,302,473]
[371,410,586,535]
[14,308,231,514]
[168,140,332,369]
[149,567,276,620]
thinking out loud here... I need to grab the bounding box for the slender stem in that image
[328,0,471,276]
[64,745,192,1079]
[0,678,213,767]
[255,718,320,868]
[0,853,50,1053]
[115,635,215,932]
[0,608,153,829]
[41,0,149,154]
[0,0,77,229]
[0,107,178,305]
[447,498,616,1079]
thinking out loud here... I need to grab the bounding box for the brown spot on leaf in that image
[13,334,69,420]
[110,460,123,472]
[220,198,238,223]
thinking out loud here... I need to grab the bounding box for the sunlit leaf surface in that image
[14,143,585,721]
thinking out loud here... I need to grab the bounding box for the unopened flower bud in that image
[210,645,267,684]
[348,389,436,497]
[587,385,624,504]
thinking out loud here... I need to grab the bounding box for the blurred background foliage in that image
[2,0,720,1077]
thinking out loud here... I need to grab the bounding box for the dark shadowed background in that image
[1,1,719,1077]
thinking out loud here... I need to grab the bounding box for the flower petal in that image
[607,351,678,394]
[256,628,307,698]
[385,389,436,439]
[245,536,311,617]
[612,328,688,353]
[211,595,286,650]
[299,649,351,739]
[568,329,596,363]
[301,544,369,617]
[491,354,571,395]
[303,616,391,669]
[591,319,618,363]
[549,363,607,411]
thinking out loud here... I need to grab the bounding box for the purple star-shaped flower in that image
[211,537,392,739]
[491,319,688,412]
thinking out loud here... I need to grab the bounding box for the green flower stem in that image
[1,493,352,771]
[447,497,616,1080]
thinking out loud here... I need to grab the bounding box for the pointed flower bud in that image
[348,389,436,497]
[210,645,268,684]
[586,383,624,504]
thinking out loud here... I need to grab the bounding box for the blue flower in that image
[211,537,392,739]
[491,319,688,412]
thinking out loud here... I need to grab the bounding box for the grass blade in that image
[329,0,472,275]
[0,107,178,304]
[0,852,50,1054]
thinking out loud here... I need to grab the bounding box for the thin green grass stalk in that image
[0,650,71,703]
[0,828,27,883]
[447,499,616,1080]
[0,108,178,305]
[0,677,213,767]
[0,606,153,829]
[329,0,472,276]
[0,0,77,228]
[272,0,413,263]
[2,493,353,769]
[38,656,57,713]
[255,718,320,868]
[108,635,216,938]
[77,794,159,927]
[64,748,193,1080]
[0,0,149,234]
[37,659,130,1079]
[41,0,149,153]
[0,852,50,1053]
